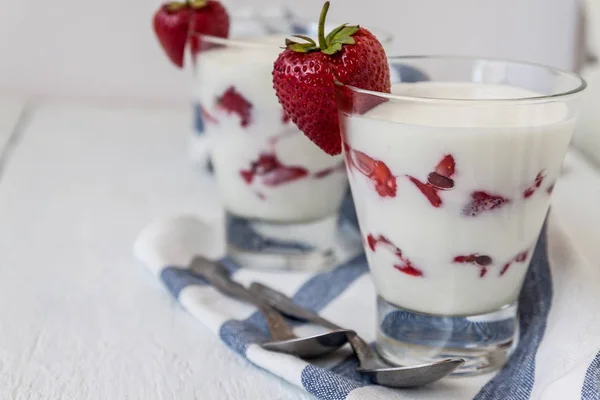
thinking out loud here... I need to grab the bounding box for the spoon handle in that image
[249,282,341,330]
[189,257,296,341]
[250,282,379,366]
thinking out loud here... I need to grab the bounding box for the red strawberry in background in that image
[153,0,230,68]
[272,1,391,155]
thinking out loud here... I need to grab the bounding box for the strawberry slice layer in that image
[409,155,456,208]
[262,167,308,187]
[367,234,423,277]
[345,145,397,198]
[453,254,493,278]
[409,177,442,207]
[314,162,345,179]
[463,191,510,217]
[435,155,456,178]
[240,153,309,193]
[500,250,530,276]
[523,170,547,199]
[217,87,253,128]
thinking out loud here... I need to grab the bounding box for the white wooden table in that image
[0,96,597,399]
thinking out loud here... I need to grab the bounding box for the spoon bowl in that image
[262,329,353,359]
[358,358,464,388]
[251,282,465,388]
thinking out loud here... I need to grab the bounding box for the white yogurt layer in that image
[343,82,575,316]
[194,35,348,222]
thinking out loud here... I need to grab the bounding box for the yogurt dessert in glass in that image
[335,56,586,374]
[192,19,391,270]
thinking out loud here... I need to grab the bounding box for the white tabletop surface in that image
[0,96,597,399]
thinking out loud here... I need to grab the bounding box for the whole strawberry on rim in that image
[153,0,229,68]
[272,1,391,155]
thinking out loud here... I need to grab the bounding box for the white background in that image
[0,0,582,105]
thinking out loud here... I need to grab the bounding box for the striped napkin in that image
[134,203,600,399]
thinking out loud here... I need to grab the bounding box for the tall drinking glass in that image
[191,16,392,270]
[335,56,586,374]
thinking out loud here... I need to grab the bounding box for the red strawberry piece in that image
[515,251,529,263]
[241,153,309,187]
[240,170,254,184]
[453,254,493,278]
[253,154,278,173]
[499,263,511,277]
[366,234,377,252]
[499,250,529,276]
[463,191,510,217]
[435,155,456,178]
[534,171,546,187]
[409,177,442,207]
[272,2,391,155]
[366,234,423,277]
[314,162,345,179]
[428,155,456,190]
[346,147,397,197]
[394,263,424,277]
[453,254,493,266]
[153,0,230,68]
[546,183,555,195]
[217,87,253,127]
[262,167,309,186]
[371,162,397,198]
[410,155,456,205]
[523,170,547,199]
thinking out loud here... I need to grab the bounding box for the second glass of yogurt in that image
[192,18,391,270]
[335,56,586,375]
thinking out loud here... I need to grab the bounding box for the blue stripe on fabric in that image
[160,257,240,299]
[219,253,369,356]
[301,364,369,400]
[582,350,600,400]
[193,104,205,135]
[291,254,368,311]
[300,341,376,399]
[474,222,553,400]
[218,318,271,356]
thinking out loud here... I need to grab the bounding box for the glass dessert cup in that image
[335,56,586,375]
[191,17,392,270]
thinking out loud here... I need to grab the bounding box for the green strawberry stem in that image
[317,1,330,49]
[188,0,208,8]
[285,1,360,55]
[167,0,207,11]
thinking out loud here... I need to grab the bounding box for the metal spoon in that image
[189,256,351,359]
[250,282,465,388]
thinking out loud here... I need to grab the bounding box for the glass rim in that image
[336,55,587,105]
[192,15,394,50]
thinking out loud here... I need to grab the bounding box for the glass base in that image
[376,296,519,376]
[227,213,356,271]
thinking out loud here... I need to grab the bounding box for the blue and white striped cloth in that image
[134,204,600,399]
